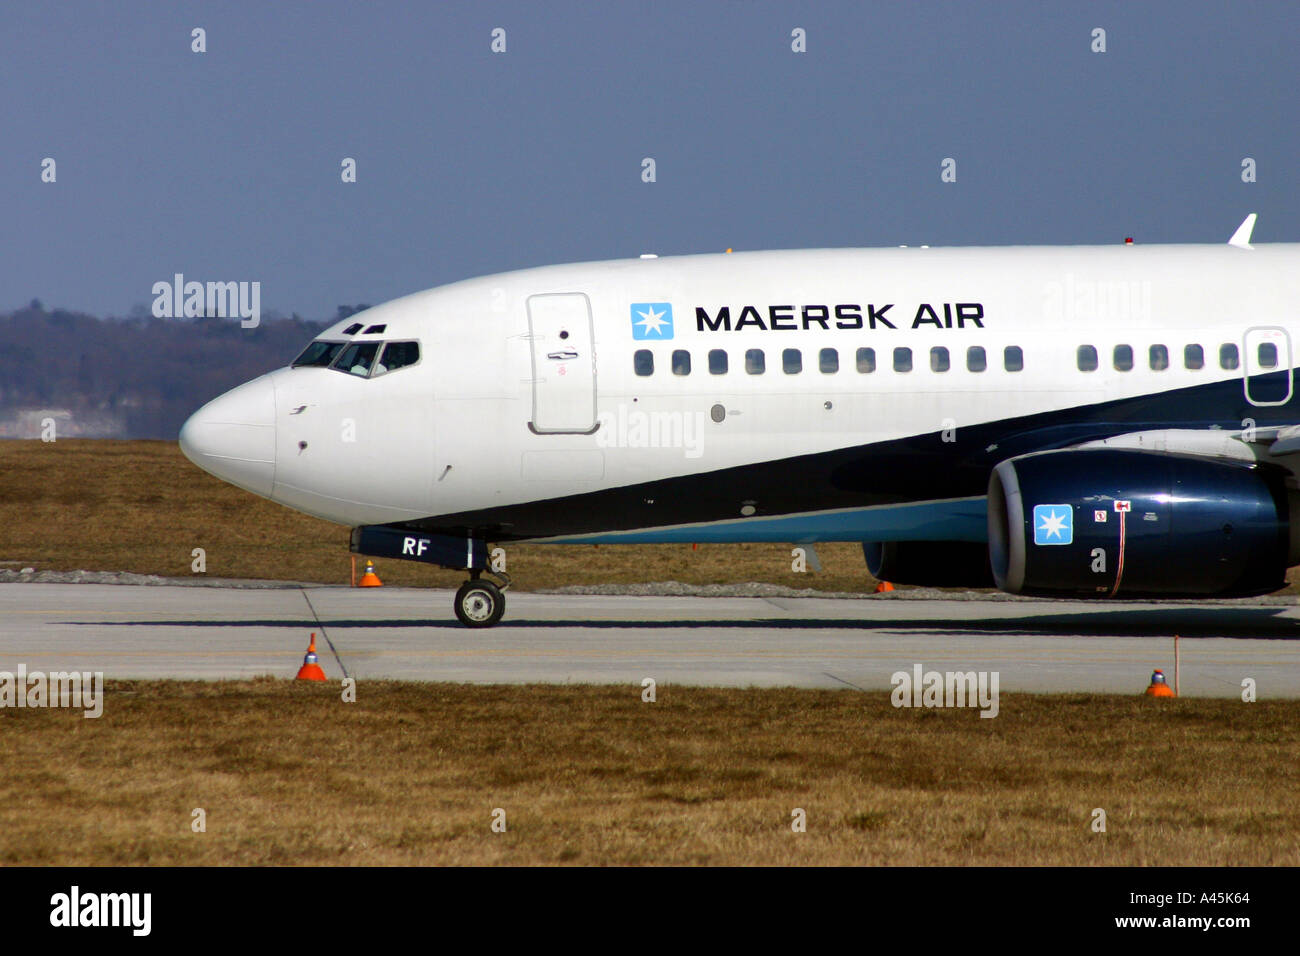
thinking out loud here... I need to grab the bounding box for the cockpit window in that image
[333,342,382,377]
[372,341,420,376]
[343,323,363,335]
[292,340,346,368]
[297,338,421,378]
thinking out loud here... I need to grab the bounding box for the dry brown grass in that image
[0,681,1296,866]
[5,441,1296,867]
[0,439,875,591]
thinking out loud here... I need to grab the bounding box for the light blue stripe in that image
[549,497,989,544]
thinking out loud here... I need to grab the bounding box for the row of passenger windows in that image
[633,346,1023,376]
[631,342,1280,377]
[1079,342,1273,372]
[292,339,421,378]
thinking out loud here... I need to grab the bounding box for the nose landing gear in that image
[454,568,511,628]
[350,525,508,628]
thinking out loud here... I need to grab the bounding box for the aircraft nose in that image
[179,375,277,497]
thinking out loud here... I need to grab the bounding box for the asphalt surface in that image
[1,582,1298,697]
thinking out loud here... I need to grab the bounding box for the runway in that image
[2,582,1300,697]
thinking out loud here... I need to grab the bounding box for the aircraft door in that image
[1242,326,1292,407]
[527,293,597,433]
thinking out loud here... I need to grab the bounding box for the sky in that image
[2,1,1297,320]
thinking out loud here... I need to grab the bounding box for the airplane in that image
[179,214,1300,627]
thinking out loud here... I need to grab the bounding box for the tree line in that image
[0,303,333,438]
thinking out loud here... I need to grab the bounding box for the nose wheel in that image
[454,575,507,628]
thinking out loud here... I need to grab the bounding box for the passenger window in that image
[1077,345,1098,372]
[372,341,419,376]
[893,347,912,373]
[334,342,382,377]
[819,348,838,373]
[856,347,876,373]
[708,349,728,374]
[783,349,802,374]
[293,340,346,368]
[1004,346,1024,372]
[930,347,950,372]
[1220,343,1239,370]
[967,346,986,372]
[1184,344,1204,370]
[746,349,765,374]
[672,350,691,375]
[1149,344,1168,371]
[1259,342,1279,369]
[1113,344,1133,371]
[634,349,654,376]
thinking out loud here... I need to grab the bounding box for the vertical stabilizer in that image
[1228,213,1257,249]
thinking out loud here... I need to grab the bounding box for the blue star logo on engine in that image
[1033,505,1073,545]
[630,303,673,340]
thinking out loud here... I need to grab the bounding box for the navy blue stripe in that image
[406,370,1298,542]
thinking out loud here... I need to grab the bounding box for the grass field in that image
[0,439,876,591]
[4,439,1297,867]
[1,681,1296,866]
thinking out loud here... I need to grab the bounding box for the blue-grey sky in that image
[3,1,1297,320]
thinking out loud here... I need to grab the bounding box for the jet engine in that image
[986,448,1300,598]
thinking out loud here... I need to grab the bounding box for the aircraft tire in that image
[454,579,506,628]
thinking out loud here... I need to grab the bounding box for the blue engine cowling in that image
[987,449,1300,598]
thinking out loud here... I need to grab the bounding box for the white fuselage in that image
[179,241,1300,544]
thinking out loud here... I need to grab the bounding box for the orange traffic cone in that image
[358,560,383,587]
[1144,669,1175,697]
[875,580,895,593]
[296,633,327,681]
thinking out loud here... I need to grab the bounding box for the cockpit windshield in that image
[372,341,419,376]
[291,338,421,378]
[292,340,346,368]
[335,342,382,377]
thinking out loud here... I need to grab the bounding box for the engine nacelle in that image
[987,449,1300,598]
[863,540,994,588]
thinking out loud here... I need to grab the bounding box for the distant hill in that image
[0,304,331,439]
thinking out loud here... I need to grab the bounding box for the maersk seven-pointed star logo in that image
[1033,504,1073,545]
[630,302,673,340]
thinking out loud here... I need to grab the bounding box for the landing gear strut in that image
[454,568,510,628]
